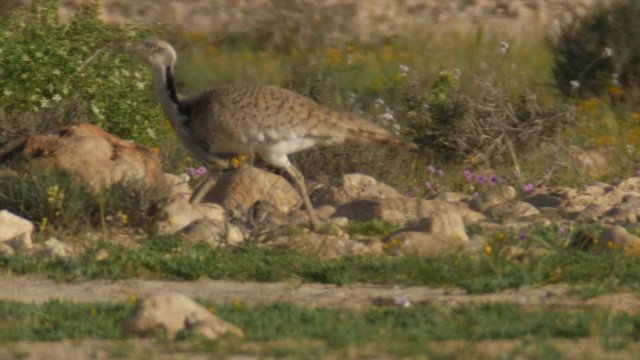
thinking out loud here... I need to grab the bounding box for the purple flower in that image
[425,181,432,189]
[476,174,486,184]
[489,175,497,185]
[544,168,552,181]
[523,182,534,193]
[185,166,207,178]
[464,170,473,182]
[438,169,445,177]
[404,191,415,197]
[427,165,436,173]
[559,227,567,235]
[518,233,527,241]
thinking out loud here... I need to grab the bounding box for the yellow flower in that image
[127,294,138,303]
[593,239,599,245]
[208,306,216,314]
[233,299,242,308]
[484,245,493,254]
[469,156,476,165]
[498,233,505,240]
[152,147,160,153]
[608,85,623,96]
[90,308,97,316]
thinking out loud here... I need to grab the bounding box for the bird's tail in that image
[338,113,419,151]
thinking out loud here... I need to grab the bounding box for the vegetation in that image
[2,299,640,357]
[0,0,167,146]
[1,0,640,357]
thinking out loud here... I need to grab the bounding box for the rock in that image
[122,292,244,341]
[42,237,74,258]
[499,246,549,263]
[179,219,244,246]
[202,166,301,215]
[523,193,562,208]
[468,185,516,213]
[334,198,409,224]
[0,123,166,191]
[317,173,405,207]
[158,201,226,236]
[404,209,469,242]
[385,231,467,257]
[597,225,640,253]
[164,172,192,202]
[269,234,383,259]
[0,210,33,251]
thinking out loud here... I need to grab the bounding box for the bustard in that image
[128,38,418,231]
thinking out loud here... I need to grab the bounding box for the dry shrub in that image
[401,71,575,167]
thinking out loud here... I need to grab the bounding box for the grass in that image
[1,300,639,357]
[3,236,640,293]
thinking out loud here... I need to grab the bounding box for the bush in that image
[400,71,574,165]
[0,167,169,234]
[550,0,640,98]
[0,0,167,146]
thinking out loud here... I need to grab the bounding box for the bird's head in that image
[127,38,177,69]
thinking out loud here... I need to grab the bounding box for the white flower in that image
[40,98,50,108]
[52,69,61,76]
[570,80,580,90]
[499,41,509,54]
[602,47,613,58]
[52,94,62,102]
[399,64,410,76]
[381,108,394,122]
[373,98,385,108]
[135,81,146,90]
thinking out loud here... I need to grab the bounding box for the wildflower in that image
[52,69,61,76]
[559,227,567,235]
[427,164,436,173]
[539,291,549,301]
[464,170,473,182]
[399,64,410,76]
[233,299,242,308]
[40,98,50,108]
[90,308,97,316]
[381,109,394,122]
[498,41,509,54]
[373,98,385,108]
[484,245,492,254]
[570,80,580,91]
[475,174,486,184]
[127,294,138,303]
[602,47,613,58]
[498,233,505,240]
[438,169,445,177]
[523,182,534,193]
[393,294,411,308]
[52,94,62,102]
[425,181,432,189]
[518,233,527,241]
[489,175,497,186]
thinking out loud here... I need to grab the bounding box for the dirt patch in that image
[2,274,640,311]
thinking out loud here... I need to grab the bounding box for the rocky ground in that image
[0,1,635,358]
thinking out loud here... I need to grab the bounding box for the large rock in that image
[0,123,166,191]
[317,173,405,207]
[158,201,227,235]
[0,210,33,251]
[202,166,301,215]
[122,292,244,341]
[268,233,383,259]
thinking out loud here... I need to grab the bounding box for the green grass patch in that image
[0,300,639,357]
[3,238,640,293]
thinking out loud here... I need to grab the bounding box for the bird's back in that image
[185,84,416,155]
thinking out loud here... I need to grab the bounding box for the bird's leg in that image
[284,164,322,231]
[189,175,216,204]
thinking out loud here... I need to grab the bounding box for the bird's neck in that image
[152,65,189,131]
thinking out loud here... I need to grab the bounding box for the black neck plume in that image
[165,66,181,107]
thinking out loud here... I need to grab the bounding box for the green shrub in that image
[0,168,169,234]
[550,0,640,98]
[0,0,167,146]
